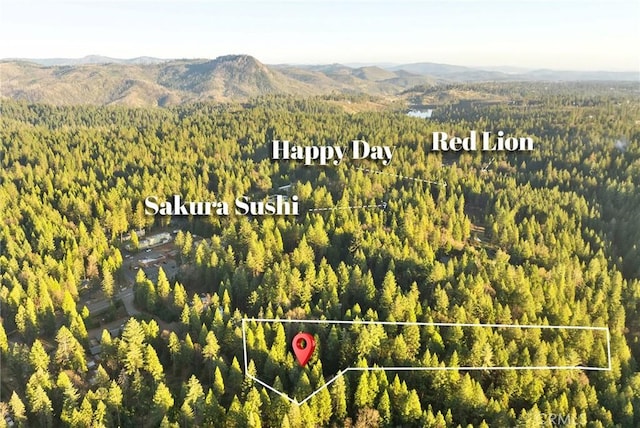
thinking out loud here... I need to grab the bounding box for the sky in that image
[1,0,638,71]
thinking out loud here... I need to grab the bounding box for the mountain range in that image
[1,54,636,107]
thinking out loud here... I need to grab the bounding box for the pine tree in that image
[168,331,181,373]
[145,344,164,382]
[203,389,225,425]
[331,375,348,421]
[55,325,87,372]
[355,371,372,408]
[183,375,205,424]
[226,395,244,427]
[106,380,123,427]
[213,366,225,397]
[120,318,146,375]
[9,391,27,427]
[27,383,53,427]
[227,357,244,399]
[102,263,115,299]
[29,339,50,373]
[379,271,398,320]
[377,389,391,427]
[0,322,8,355]
[153,382,174,423]
[131,229,140,250]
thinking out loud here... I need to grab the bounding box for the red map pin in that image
[292,332,316,367]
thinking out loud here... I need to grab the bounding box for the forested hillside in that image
[2,56,636,107]
[1,82,639,427]
[0,56,427,106]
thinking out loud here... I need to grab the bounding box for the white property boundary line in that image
[241,318,611,406]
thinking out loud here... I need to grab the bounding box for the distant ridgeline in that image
[1,55,637,106]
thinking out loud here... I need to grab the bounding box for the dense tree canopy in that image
[1,83,639,427]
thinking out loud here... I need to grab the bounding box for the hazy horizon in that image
[2,53,637,74]
[1,1,638,72]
